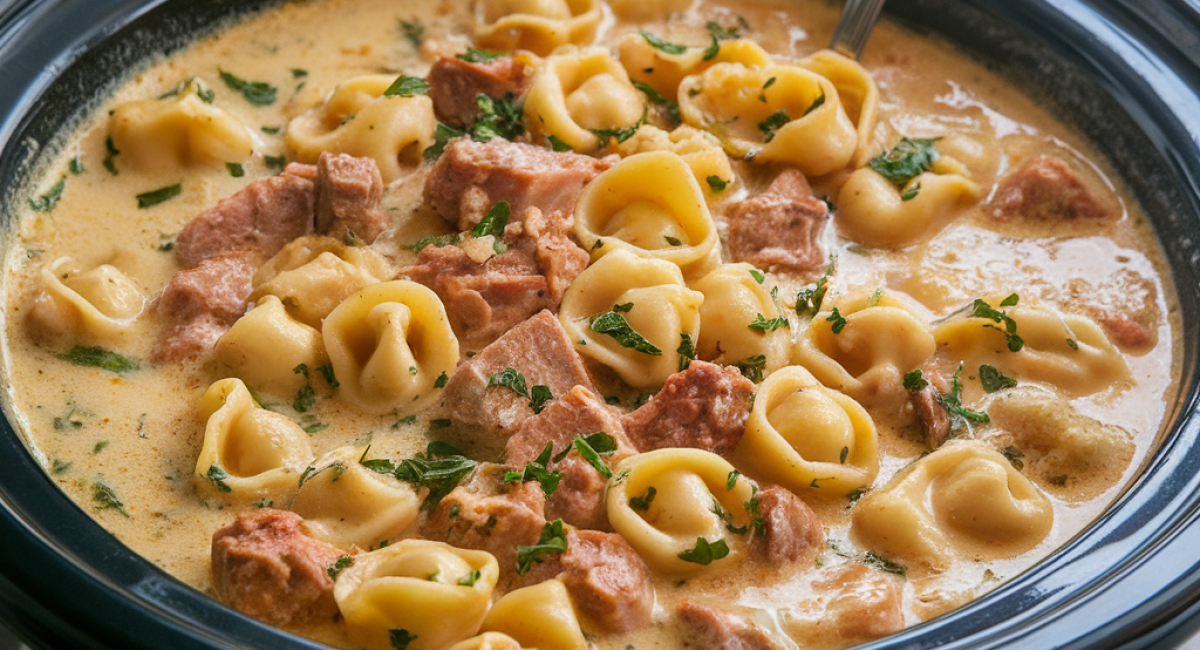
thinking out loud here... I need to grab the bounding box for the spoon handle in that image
[830,0,887,59]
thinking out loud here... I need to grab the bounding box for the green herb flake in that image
[839,446,849,464]
[590,106,647,147]
[69,157,84,175]
[290,68,308,79]
[529,384,554,414]
[900,182,921,201]
[802,92,826,117]
[202,464,232,493]
[254,498,273,508]
[457,47,508,63]
[937,363,990,427]
[639,31,687,55]
[410,233,461,253]
[327,555,353,579]
[394,453,478,510]
[726,469,740,491]
[628,486,657,511]
[748,269,765,284]
[868,137,941,186]
[457,569,482,587]
[735,354,767,383]
[264,154,287,170]
[487,367,528,397]
[28,176,66,212]
[471,92,525,142]
[516,519,569,575]
[970,297,1024,352]
[293,384,316,413]
[847,487,866,503]
[826,307,848,334]
[1001,446,1025,469]
[677,333,697,371]
[136,184,182,209]
[473,201,511,239]
[863,551,907,577]
[573,433,614,478]
[590,311,662,355]
[434,371,449,389]
[92,480,129,517]
[261,125,282,135]
[903,368,928,391]
[195,80,215,104]
[706,175,728,192]
[389,629,417,650]
[399,19,424,48]
[979,364,1018,393]
[706,20,742,41]
[51,459,72,475]
[701,36,720,61]
[748,313,788,332]
[219,69,278,106]
[317,364,339,388]
[225,162,245,178]
[632,81,681,123]
[384,74,431,97]
[59,346,138,374]
[547,134,573,152]
[758,109,790,143]
[103,135,120,175]
[678,537,730,565]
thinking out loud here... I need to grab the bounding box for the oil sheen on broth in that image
[1,0,1178,648]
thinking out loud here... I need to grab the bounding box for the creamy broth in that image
[1,0,1178,648]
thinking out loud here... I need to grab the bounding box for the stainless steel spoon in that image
[830,0,887,59]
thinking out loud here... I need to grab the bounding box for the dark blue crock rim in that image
[0,0,1199,649]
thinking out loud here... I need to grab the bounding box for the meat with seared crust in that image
[622,361,754,457]
[726,169,828,272]
[427,56,534,127]
[210,509,342,627]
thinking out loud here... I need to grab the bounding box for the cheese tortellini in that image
[286,75,435,182]
[322,281,459,415]
[29,256,146,345]
[933,297,1130,398]
[792,291,935,408]
[480,579,588,650]
[734,365,879,497]
[559,250,702,389]
[108,78,255,171]
[796,49,879,166]
[333,540,499,650]
[607,448,758,577]
[474,0,601,56]
[678,63,857,176]
[251,235,393,328]
[691,263,790,373]
[215,295,326,397]
[574,151,718,273]
[618,125,735,203]
[525,48,644,152]
[851,441,1053,569]
[291,446,422,549]
[617,33,771,102]
[192,378,314,502]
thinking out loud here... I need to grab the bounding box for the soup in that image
[2,0,1178,648]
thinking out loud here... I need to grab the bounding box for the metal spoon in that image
[830,0,887,59]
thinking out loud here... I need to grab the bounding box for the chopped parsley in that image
[726,469,740,491]
[547,134,573,152]
[391,443,479,510]
[970,294,1024,351]
[701,36,720,61]
[389,629,417,650]
[748,313,788,332]
[28,177,65,212]
[218,69,277,106]
[136,184,182,209]
[225,162,245,178]
[487,367,528,397]
[529,385,554,414]
[291,68,308,79]
[327,555,353,579]
[261,125,281,135]
[457,569,482,587]
[516,519,568,575]
[677,333,697,371]
[937,363,990,427]
[639,31,687,55]
[632,81,680,124]
[863,551,907,577]
[473,200,511,242]
[103,135,120,175]
[795,274,831,318]
[706,175,728,192]
[264,154,287,170]
[410,233,461,253]
[59,346,138,374]
[749,269,765,284]
[92,480,128,517]
[292,364,317,412]
[457,47,507,63]
[69,156,84,175]
[505,442,562,496]
[628,486,657,511]
[590,310,662,355]
[757,109,790,143]
[903,368,928,391]
[706,20,743,41]
[1001,446,1026,469]
[471,92,524,142]
[572,433,614,478]
[383,75,430,97]
[206,463,232,493]
[317,364,339,388]
[424,122,466,161]
[590,106,647,146]
[802,93,826,117]
[979,364,1017,393]
[826,307,848,333]
[434,371,449,389]
[900,182,921,201]
[399,19,424,48]
[678,537,730,565]
[298,461,346,487]
[868,137,941,186]
[735,354,767,383]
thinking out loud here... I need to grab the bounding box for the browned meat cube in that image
[438,311,596,453]
[808,564,906,646]
[555,530,653,632]
[427,55,535,127]
[623,361,754,457]
[210,509,343,627]
[753,485,824,565]
[727,169,828,272]
[313,152,390,244]
[991,155,1119,221]
[154,252,255,361]
[677,600,787,650]
[507,386,635,529]
[424,138,613,231]
[175,166,315,267]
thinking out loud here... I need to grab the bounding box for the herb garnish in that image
[903,368,928,391]
[706,175,728,192]
[970,294,1024,351]
[706,20,743,41]
[389,629,417,650]
[136,184,182,209]
[678,537,730,565]
[749,312,788,332]
[590,106,647,146]
[868,137,940,186]
[472,92,525,141]
[410,233,461,252]
[60,346,138,374]
[399,19,424,48]
[424,122,466,161]
[547,134,573,152]
[516,519,569,575]
[937,363,990,427]
[457,47,507,63]
[206,463,233,493]
[434,371,449,389]
[327,555,353,579]
[826,307,848,333]
[69,157,84,175]
[758,109,790,143]
[473,200,511,250]
[628,486,657,511]
[735,354,767,382]
[264,154,287,170]
[979,364,1017,393]
[226,162,245,178]
[632,81,680,123]
[505,442,562,496]
[863,551,907,577]
[529,384,554,414]
[457,569,482,587]
[590,310,662,355]
[103,135,120,175]
[639,31,687,54]
[92,480,129,517]
[218,69,277,106]
[487,367,528,397]
[383,75,430,97]
[794,260,834,318]
[28,177,65,212]
[388,444,479,510]
[677,333,697,371]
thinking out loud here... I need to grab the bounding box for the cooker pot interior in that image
[0,0,1199,648]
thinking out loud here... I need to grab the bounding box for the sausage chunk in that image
[991,155,1119,221]
[313,152,390,243]
[753,485,824,565]
[210,509,343,627]
[427,55,535,127]
[623,361,754,457]
[726,169,828,272]
[677,600,787,650]
[154,252,255,361]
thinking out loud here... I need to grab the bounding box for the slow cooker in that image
[1,0,1200,648]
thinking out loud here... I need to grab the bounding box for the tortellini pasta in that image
[446,633,525,650]
[108,78,255,171]
[192,378,314,502]
[333,540,499,650]
[851,440,1053,569]
[322,280,459,414]
[618,125,735,203]
[291,446,422,549]
[29,256,146,344]
[559,250,702,389]
[573,151,718,273]
[286,75,435,182]
[474,0,602,56]
[986,387,1135,501]
[479,580,587,650]
[524,48,644,152]
[733,365,879,497]
[251,235,393,328]
[215,295,326,397]
[678,63,857,176]
[617,33,771,101]
[690,263,790,373]
[607,448,758,577]
[933,297,1129,398]
[796,49,879,167]
[792,291,935,408]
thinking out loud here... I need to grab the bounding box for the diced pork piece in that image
[677,600,787,650]
[909,368,952,449]
[175,166,315,268]
[438,311,597,454]
[517,206,590,305]
[554,530,654,632]
[424,138,613,231]
[421,465,548,580]
[507,386,635,529]
[427,55,535,127]
[154,252,255,361]
[753,486,824,565]
[992,155,1120,221]
[313,152,390,243]
[727,169,828,272]
[809,564,905,646]
[210,509,343,627]
[623,361,754,457]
